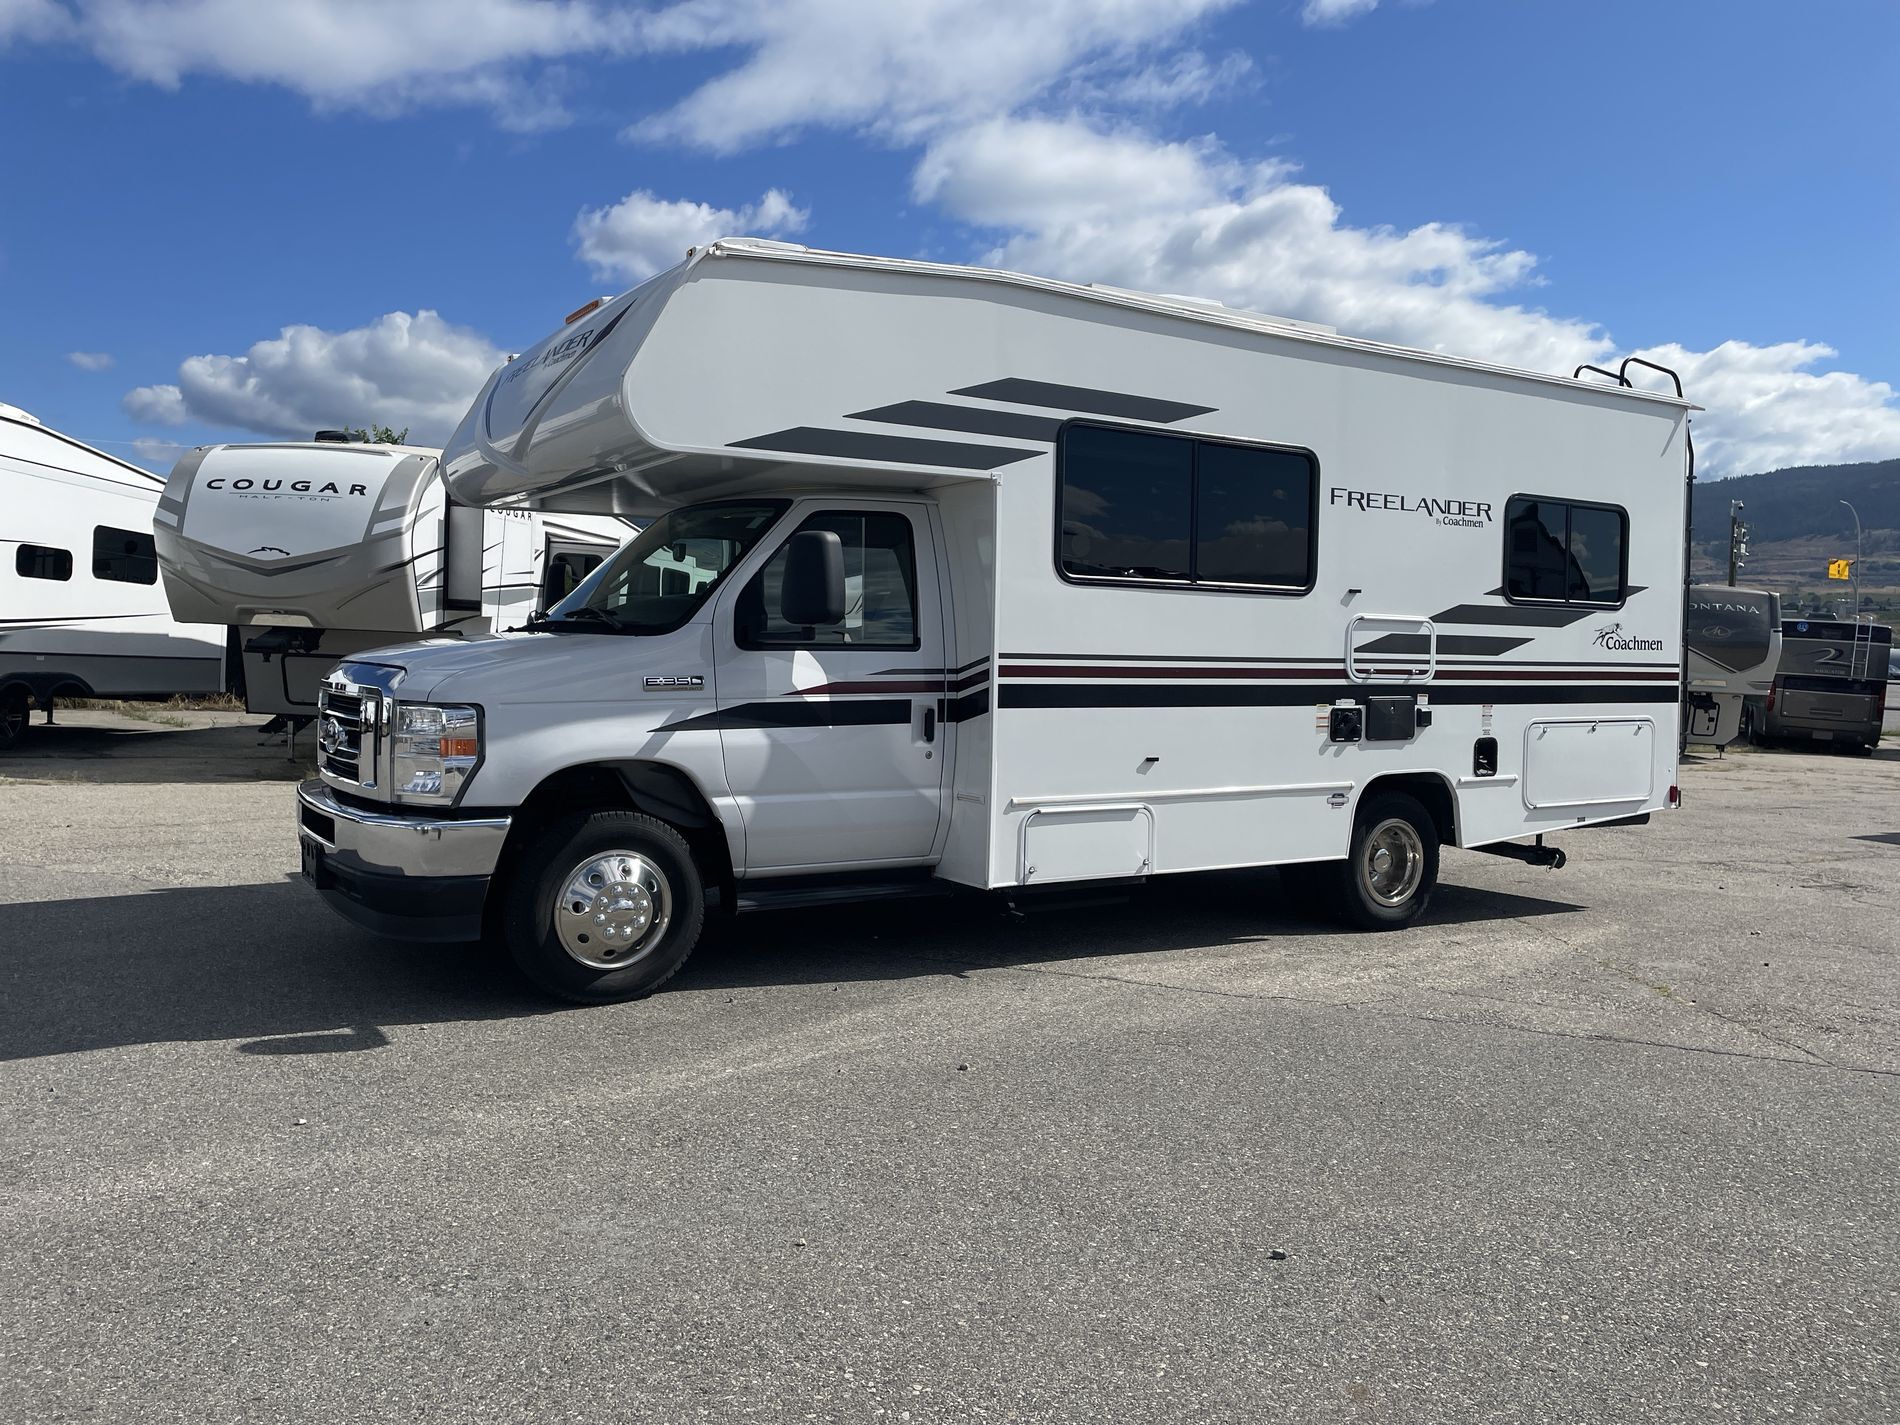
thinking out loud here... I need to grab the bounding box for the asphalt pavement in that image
[1,712,1895,1423]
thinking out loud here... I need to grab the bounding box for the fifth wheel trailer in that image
[154,439,632,720]
[1,403,223,746]
[1684,584,1781,746]
[294,239,1694,1003]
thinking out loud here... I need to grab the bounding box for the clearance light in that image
[565,297,605,325]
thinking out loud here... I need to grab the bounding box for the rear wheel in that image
[0,687,30,750]
[503,810,705,1003]
[1333,792,1440,930]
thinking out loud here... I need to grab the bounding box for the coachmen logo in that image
[1593,622,1666,653]
[1328,487,1493,529]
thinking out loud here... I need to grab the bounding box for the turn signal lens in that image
[440,736,479,759]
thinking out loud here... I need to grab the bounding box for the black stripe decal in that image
[1358,633,1533,657]
[662,699,912,732]
[1431,603,1597,628]
[948,379,1215,425]
[728,427,1038,469]
[1000,683,1677,710]
[946,689,990,723]
[848,401,1062,443]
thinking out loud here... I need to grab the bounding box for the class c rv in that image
[1,403,223,747]
[1684,584,1781,746]
[154,435,632,723]
[1753,617,1891,754]
[294,239,1695,1003]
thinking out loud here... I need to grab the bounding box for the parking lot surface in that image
[2,713,1896,1423]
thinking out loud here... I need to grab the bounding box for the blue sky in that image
[1,0,1895,479]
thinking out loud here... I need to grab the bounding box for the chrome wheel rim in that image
[553,850,672,970]
[1361,818,1425,908]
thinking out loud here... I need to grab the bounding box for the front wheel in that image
[503,810,705,1003]
[1333,792,1440,930]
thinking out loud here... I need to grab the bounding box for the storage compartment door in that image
[1019,806,1154,884]
[1523,719,1654,810]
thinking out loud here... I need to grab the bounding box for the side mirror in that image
[779,529,846,627]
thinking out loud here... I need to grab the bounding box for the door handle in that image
[922,704,937,743]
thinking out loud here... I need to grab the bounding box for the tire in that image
[1332,792,1440,931]
[502,809,705,1004]
[0,686,30,750]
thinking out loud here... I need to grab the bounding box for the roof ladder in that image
[1850,619,1876,680]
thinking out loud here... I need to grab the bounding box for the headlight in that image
[391,702,481,805]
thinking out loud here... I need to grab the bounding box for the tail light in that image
[1668,784,1681,808]
[1766,689,1776,713]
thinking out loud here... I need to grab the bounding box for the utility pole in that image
[1727,500,1747,586]
[1839,499,1862,619]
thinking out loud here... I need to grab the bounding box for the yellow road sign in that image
[1827,558,1853,580]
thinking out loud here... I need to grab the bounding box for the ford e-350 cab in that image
[297,239,1692,1003]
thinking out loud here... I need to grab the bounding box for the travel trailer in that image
[295,240,1694,1003]
[154,438,631,721]
[1753,617,1891,753]
[1,403,223,747]
[1684,584,1781,746]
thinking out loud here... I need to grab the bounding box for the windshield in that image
[543,500,788,633]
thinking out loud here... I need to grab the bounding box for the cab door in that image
[712,501,948,871]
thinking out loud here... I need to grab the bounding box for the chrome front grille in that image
[317,681,379,788]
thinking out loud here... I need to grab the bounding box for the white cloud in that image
[123,382,187,425]
[0,0,70,43]
[66,350,114,371]
[122,310,503,444]
[626,0,1243,152]
[1629,340,1900,478]
[1301,0,1380,26]
[5,0,645,129]
[573,186,808,282]
[916,115,1899,477]
[132,435,190,473]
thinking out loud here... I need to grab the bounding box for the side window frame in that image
[16,544,74,582]
[1053,418,1320,597]
[735,507,924,652]
[91,525,159,585]
[1500,494,1630,609]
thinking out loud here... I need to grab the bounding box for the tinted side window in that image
[1195,442,1315,587]
[739,511,919,648]
[1566,505,1625,603]
[1505,497,1625,605]
[93,526,158,584]
[1059,425,1193,581]
[16,544,73,581]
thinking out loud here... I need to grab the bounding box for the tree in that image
[348,423,410,444]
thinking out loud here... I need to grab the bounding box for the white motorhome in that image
[154,437,631,720]
[295,240,1693,1002]
[1684,584,1781,746]
[1,403,223,746]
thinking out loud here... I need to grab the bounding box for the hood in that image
[345,625,714,704]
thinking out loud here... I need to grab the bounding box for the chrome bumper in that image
[295,779,511,942]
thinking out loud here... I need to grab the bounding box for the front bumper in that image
[295,779,511,943]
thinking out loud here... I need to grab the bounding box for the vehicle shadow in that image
[0,868,1581,1062]
[0,719,314,785]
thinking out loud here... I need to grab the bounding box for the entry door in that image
[713,502,948,871]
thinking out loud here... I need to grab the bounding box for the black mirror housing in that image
[779,529,846,627]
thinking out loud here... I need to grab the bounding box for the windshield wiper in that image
[526,605,631,633]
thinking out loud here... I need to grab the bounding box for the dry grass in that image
[59,692,247,717]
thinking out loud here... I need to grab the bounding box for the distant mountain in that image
[1691,458,1900,610]
[1694,458,1900,544]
